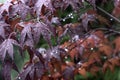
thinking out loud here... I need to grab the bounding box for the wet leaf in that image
[88,52,101,64]
[113,37,120,53]
[89,65,100,75]
[62,66,75,80]
[19,22,34,48]
[98,43,113,57]
[78,68,87,77]
[34,0,54,17]
[0,21,10,39]
[80,13,96,31]
[2,60,12,80]
[63,0,83,10]
[11,1,30,20]
[0,38,20,61]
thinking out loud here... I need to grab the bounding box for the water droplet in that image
[90,48,94,51]
[48,74,51,77]
[70,13,73,16]
[65,56,68,59]
[82,0,84,2]
[18,77,21,80]
[110,18,113,21]
[51,52,54,56]
[54,69,57,72]
[63,19,66,22]
[78,68,82,70]
[71,16,74,19]
[64,48,68,52]
[103,56,107,59]
[68,14,71,17]
[78,62,82,65]
[65,61,69,64]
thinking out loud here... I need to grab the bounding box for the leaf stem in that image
[8,32,16,39]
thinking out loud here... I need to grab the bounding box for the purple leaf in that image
[34,0,54,17]
[17,64,33,80]
[17,61,45,80]
[32,22,42,44]
[20,0,37,7]
[2,60,12,80]
[0,39,20,61]
[12,61,19,73]
[33,22,53,47]
[0,0,12,19]
[19,22,34,48]
[32,48,45,64]
[62,66,75,80]
[80,13,95,31]
[45,46,67,61]
[11,1,30,20]
[0,21,10,39]
[63,0,83,10]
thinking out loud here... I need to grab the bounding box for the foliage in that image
[0,0,120,80]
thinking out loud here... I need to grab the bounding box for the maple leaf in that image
[62,66,75,80]
[33,22,54,46]
[89,65,100,75]
[113,37,120,53]
[58,23,85,44]
[93,30,107,43]
[87,0,96,9]
[50,58,62,72]
[112,0,120,18]
[34,0,54,17]
[19,21,55,48]
[52,72,61,79]
[69,47,79,60]
[108,57,120,67]
[45,46,65,61]
[78,68,87,77]
[19,22,34,48]
[52,0,64,9]
[17,63,33,80]
[2,60,12,80]
[80,13,96,31]
[0,21,10,39]
[2,59,19,80]
[20,0,37,7]
[17,61,45,80]
[32,48,45,64]
[103,60,114,72]
[0,38,20,61]
[10,1,30,20]
[63,0,83,11]
[88,52,101,64]
[0,0,12,20]
[98,43,113,57]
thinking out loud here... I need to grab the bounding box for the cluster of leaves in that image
[0,0,120,80]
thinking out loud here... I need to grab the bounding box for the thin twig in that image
[85,0,120,23]
[96,6,120,23]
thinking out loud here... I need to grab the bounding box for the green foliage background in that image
[0,0,5,3]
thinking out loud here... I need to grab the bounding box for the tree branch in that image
[96,6,120,23]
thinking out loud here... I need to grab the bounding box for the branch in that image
[85,0,120,23]
[96,6,120,23]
